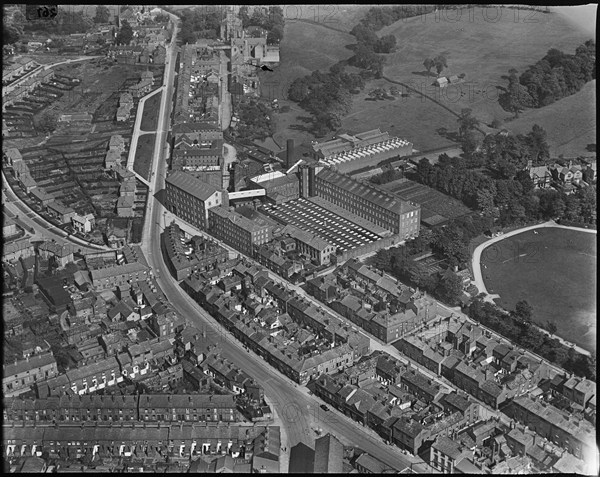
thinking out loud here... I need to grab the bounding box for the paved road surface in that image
[135,15,429,474]
[2,172,110,254]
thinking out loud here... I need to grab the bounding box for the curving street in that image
[2,171,111,254]
[135,14,431,474]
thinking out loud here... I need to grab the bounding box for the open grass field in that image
[341,78,459,151]
[505,80,596,157]
[481,227,597,352]
[378,7,594,152]
[255,19,356,147]
[133,133,156,181]
[141,91,162,131]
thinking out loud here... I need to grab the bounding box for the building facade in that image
[208,206,272,256]
[165,171,222,230]
[314,168,420,238]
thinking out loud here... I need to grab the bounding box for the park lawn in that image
[133,133,156,181]
[380,7,593,127]
[505,80,596,157]
[141,91,162,131]
[481,227,596,352]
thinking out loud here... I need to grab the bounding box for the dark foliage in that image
[500,41,595,114]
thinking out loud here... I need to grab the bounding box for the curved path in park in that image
[472,220,597,301]
[471,220,596,356]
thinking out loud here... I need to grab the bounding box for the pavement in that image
[2,171,111,254]
[219,50,232,131]
[126,86,165,172]
[134,16,430,474]
[42,56,103,70]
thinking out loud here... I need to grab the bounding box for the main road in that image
[137,14,429,475]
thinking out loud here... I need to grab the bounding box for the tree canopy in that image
[500,41,595,114]
[93,6,110,24]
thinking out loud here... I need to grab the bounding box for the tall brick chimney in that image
[286,139,294,169]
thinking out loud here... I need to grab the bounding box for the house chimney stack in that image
[286,139,294,169]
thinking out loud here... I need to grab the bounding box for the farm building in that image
[435,77,448,88]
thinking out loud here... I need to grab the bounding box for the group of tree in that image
[370,215,493,305]
[500,41,596,116]
[232,99,275,142]
[414,126,596,228]
[423,55,448,77]
[288,64,365,136]
[369,168,403,185]
[93,6,110,24]
[114,20,133,45]
[468,296,596,381]
[348,5,468,78]
[238,6,284,44]
[3,7,25,45]
[177,7,225,43]
[350,24,397,54]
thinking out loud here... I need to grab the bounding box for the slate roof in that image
[166,170,219,201]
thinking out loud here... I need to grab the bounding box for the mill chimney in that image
[286,139,294,169]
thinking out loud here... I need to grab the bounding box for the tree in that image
[94,6,110,24]
[526,124,550,163]
[476,187,496,216]
[491,118,502,129]
[375,34,397,53]
[37,111,57,134]
[238,6,250,27]
[3,25,21,44]
[438,269,464,305]
[116,20,133,45]
[545,321,558,337]
[423,58,434,75]
[461,130,480,157]
[351,24,378,47]
[514,300,533,324]
[433,55,447,77]
[504,69,533,118]
[457,108,479,139]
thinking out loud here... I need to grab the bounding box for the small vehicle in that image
[320,404,329,411]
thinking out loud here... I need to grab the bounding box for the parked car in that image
[320,404,329,411]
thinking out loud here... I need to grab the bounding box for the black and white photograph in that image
[1,4,597,474]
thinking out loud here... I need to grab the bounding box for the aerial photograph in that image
[2,4,597,474]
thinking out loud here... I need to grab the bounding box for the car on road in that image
[320,404,329,411]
